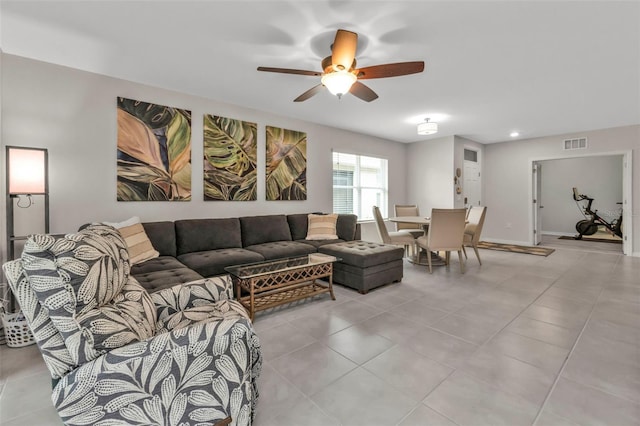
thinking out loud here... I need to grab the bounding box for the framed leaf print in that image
[265,126,307,201]
[203,115,257,201]
[117,97,192,201]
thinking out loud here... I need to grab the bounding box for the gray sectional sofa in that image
[129,213,404,294]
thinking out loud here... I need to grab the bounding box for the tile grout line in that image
[410,260,585,423]
[530,258,619,425]
[395,265,567,424]
[259,363,342,425]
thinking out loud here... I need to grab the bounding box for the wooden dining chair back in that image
[462,206,487,265]
[416,208,467,273]
[373,206,416,257]
[394,204,424,238]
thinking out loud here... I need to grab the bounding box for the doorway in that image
[531,151,632,255]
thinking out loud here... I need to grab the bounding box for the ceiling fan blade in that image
[350,81,378,102]
[257,66,321,77]
[294,84,324,102]
[355,61,425,79]
[331,29,358,71]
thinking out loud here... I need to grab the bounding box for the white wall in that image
[405,136,485,216]
[540,156,623,235]
[0,54,408,262]
[483,125,639,254]
[406,136,455,216]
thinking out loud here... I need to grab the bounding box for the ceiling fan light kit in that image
[321,70,357,97]
[258,29,425,102]
[417,118,438,135]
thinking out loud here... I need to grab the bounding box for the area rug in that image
[477,241,555,256]
[558,235,622,244]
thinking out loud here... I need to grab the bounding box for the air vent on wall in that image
[563,137,587,150]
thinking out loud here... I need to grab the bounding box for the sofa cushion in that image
[336,214,359,241]
[141,221,177,257]
[306,214,339,240]
[287,213,309,241]
[176,218,243,255]
[240,215,292,247]
[295,239,345,249]
[21,224,157,365]
[130,255,189,275]
[245,241,316,260]
[178,248,264,277]
[131,256,203,292]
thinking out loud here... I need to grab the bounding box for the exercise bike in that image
[572,187,623,240]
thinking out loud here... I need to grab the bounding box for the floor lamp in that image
[5,146,49,312]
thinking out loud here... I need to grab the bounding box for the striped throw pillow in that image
[103,216,159,265]
[305,213,339,240]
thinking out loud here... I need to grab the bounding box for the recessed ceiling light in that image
[510,131,520,137]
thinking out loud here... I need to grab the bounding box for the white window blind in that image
[332,152,388,221]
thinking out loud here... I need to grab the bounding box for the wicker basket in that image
[1,312,36,347]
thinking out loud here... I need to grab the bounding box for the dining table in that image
[388,216,446,266]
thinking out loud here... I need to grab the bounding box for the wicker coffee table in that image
[225,253,339,320]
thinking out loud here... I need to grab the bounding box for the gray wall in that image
[405,136,485,214]
[483,125,638,254]
[406,136,455,216]
[0,54,408,263]
[540,156,623,235]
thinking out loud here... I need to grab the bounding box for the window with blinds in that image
[332,152,388,221]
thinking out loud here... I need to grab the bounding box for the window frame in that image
[332,151,389,221]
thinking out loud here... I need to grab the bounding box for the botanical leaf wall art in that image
[203,115,257,201]
[117,97,192,201]
[265,126,307,201]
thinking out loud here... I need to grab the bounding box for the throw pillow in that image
[103,216,159,265]
[306,213,339,240]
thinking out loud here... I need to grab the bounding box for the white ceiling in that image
[1,0,639,144]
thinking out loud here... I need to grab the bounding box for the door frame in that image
[529,150,632,256]
[532,162,542,245]
[463,147,482,207]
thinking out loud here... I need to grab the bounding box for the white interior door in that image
[463,150,481,207]
[533,162,543,245]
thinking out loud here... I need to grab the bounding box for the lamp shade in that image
[7,147,48,194]
[321,70,357,97]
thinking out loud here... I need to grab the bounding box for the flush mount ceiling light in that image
[510,131,520,137]
[417,118,438,135]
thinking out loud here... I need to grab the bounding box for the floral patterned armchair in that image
[2,224,261,426]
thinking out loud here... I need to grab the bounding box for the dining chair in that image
[373,205,416,257]
[415,208,467,273]
[394,204,425,238]
[462,206,487,265]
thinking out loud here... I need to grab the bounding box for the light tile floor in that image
[1,246,639,425]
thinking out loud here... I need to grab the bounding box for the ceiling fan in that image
[257,29,425,102]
